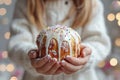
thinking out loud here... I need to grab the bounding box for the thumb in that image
[81,47,92,57]
[28,49,38,59]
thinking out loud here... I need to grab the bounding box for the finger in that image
[36,58,57,73]
[80,44,86,50]
[65,56,84,66]
[81,47,92,57]
[31,55,50,68]
[65,53,91,66]
[28,49,38,59]
[78,44,86,57]
[78,55,91,65]
[55,68,63,75]
[46,62,61,75]
[60,60,83,72]
[61,67,72,74]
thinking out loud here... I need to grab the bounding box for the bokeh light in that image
[0,8,7,16]
[117,1,120,6]
[2,51,8,58]
[4,32,11,40]
[107,13,115,21]
[98,60,106,68]
[110,58,118,67]
[116,12,120,21]
[4,0,12,5]
[115,38,120,47]
[118,20,120,26]
[10,76,18,80]
[0,64,6,72]
[112,0,120,10]
[6,64,15,72]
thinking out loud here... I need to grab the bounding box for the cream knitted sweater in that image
[8,0,111,80]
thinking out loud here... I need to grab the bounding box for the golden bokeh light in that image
[0,8,7,16]
[115,38,120,47]
[107,13,115,21]
[117,1,120,6]
[2,51,8,58]
[118,20,120,26]
[6,64,15,72]
[0,64,6,72]
[4,0,12,5]
[98,61,105,68]
[116,12,120,21]
[4,32,11,40]
[10,76,18,80]
[110,58,118,67]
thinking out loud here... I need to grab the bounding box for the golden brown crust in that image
[48,38,59,60]
[71,35,77,57]
[36,26,81,61]
[37,36,80,60]
[40,36,46,58]
[60,41,70,60]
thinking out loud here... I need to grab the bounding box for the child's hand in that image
[60,44,92,74]
[28,49,62,75]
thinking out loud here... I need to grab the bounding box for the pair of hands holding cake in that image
[28,44,91,75]
[28,26,92,75]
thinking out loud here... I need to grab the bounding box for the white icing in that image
[37,25,81,61]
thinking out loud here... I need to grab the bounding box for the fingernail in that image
[48,55,51,58]
[57,61,60,64]
[53,58,57,62]
[83,52,86,57]
[67,55,70,57]
[42,55,49,60]
[36,58,41,61]
[46,55,49,59]
[66,55,70,58]
[33,52,36,57]
[84,48,90,52]
[29,52,36,58]
[43,55,50,60]
[48,58,52,62]
[61,60,65,66]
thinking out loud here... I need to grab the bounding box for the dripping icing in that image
[37,25,81,61]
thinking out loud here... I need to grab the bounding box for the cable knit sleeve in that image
[80,0,111,71]
[7,0,43,77]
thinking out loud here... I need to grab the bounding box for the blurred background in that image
[0,0,120,80]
